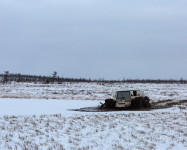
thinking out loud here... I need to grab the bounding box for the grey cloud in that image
[0,0,187,79]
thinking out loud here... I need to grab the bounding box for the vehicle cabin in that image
[114,90,142,100]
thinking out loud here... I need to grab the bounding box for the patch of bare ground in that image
[151,99,187,109]
[71,99,187,112]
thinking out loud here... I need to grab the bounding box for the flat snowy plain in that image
[1,82,187,101]
[0,82,186,150]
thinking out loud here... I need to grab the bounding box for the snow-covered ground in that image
[0,98,102,116]
[1,82,187,102]
[0,98,186,150]
[0,82,186,149]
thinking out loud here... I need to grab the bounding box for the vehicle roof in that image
[116,90,141,92]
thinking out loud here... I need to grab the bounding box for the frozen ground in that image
[0,82,187,102]
[0,98,186,150]
[0,82,187,149]
[0,98,101,116]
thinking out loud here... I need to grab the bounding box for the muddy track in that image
[70,100,187,112]
[151,99,187,109]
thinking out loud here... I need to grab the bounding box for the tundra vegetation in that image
[0,73,186,149]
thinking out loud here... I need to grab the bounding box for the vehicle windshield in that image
[116,91,130,99]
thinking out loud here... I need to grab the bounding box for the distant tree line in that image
[0,71,186,84]
[0,71,93,84]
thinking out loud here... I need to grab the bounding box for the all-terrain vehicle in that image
[101,90,151,109]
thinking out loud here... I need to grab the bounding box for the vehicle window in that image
[133,91,137,96]
[117,91,130,99]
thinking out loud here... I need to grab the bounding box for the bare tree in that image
[52,71,57,82]
[3,71,9,84]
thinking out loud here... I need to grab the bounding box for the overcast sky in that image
[0,0,187,80]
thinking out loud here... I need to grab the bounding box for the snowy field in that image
[0,98,186,150]
[1,82,187,102]
[0,82,187,149]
